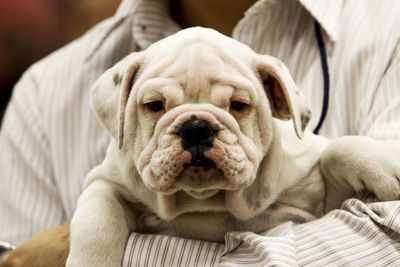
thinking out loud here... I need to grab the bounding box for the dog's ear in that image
[257,55,311,139]
[90,53,142,148]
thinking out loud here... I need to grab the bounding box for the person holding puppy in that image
[1,0,400,266]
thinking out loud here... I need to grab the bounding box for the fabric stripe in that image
[123,234,224,266]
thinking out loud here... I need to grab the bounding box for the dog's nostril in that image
[177,119,219,149]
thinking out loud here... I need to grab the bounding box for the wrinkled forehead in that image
[135,33,258,103]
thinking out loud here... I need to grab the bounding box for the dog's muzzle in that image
[177,115,219,169]
[140,106,259,200]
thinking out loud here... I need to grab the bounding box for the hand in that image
[0,222,70,267]
[321,136,400,212]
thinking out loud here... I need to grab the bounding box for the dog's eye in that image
[230,101,247,111]
[146,101,164,112]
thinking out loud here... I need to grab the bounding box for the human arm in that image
[0,222,69,267]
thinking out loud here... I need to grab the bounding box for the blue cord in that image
[312,21,330,134]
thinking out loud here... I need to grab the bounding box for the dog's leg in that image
[320,136,400,212]
[67,179,135,267]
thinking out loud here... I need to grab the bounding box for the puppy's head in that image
[90,27,311,220]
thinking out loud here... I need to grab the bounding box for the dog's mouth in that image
[183,154,216,171]
[175,163,226,195]
[144,137,255,195]
[184,189,220,199]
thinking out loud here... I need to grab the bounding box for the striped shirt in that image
[1,0,400,265]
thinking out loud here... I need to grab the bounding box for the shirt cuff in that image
[123,232,224,267]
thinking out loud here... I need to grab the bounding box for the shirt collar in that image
[111,0,343,51]
[85,0,179,61]
[114,0,141,18]
[132,0,181,49]
[299,0,343,42]
[115,0,181,50]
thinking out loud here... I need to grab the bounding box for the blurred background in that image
[0,0,121,123]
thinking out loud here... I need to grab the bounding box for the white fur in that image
[67,28,400,266]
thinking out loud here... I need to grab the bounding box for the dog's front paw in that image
[321,136,400,211]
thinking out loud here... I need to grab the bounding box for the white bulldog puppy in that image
[67,27,400,266]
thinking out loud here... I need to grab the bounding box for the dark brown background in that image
[0,0,121,123]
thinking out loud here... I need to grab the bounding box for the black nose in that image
[177,116,219,154]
